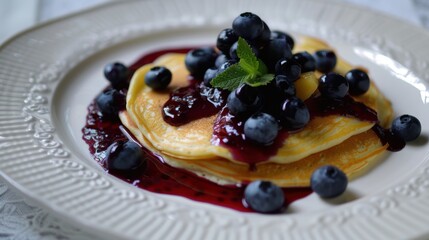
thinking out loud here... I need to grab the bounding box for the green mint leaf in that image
[210,64,249,91]
[210,37,273,90]
[257,58,268,75]
[237,37,259,74]
[245,74,274,87]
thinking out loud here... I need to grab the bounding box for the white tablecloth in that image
[1,0,429,239]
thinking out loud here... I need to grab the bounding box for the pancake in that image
[120,110,387,187]
[123,36,393,187]
[126,54,224,160]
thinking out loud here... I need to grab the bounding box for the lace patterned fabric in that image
[0,183,97,240]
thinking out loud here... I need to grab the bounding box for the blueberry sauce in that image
[305,94,378,122]
[82,48,311,212]
[162,80,228,126]
[212,107,289,165]
[83,100,125,162]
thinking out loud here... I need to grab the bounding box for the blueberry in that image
[185,47,217,78]
[244,180,284,213]
[279,97,310,130]
[95,89,125,118]
[310,165,348,198]
[227,85,261,116]
[145,66,172,90]
[229,40,259,60]
[106,140,145,171]
[319,73,349,99]
[244,112,278,145]
[274,75,296,97]
[345,69,370,96]
[203,67,218,87]
[391,114,421,142]
[275,58,301,81]
[218,59,237,74]
[252,21,271,47]
[232,12,264,40]
[215,54,228,68]
[257,82,284,115]
[292,52,316,73]
[229,41,239,60]
[103,62,129,89]
[270,30,294,50]
[216,28,238,57]
[314,50,337,73]
[235,83,260,105]
[260,38,292,71]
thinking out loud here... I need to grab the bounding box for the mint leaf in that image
[211,37,274,90]
[257,58,268,75]
[246,74,274,87]
[237,38,259,74]
[210,64,249,91]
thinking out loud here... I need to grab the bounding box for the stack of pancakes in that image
[120,36,393,187]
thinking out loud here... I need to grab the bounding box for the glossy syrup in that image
[212,107,289,165]
[162,80,228,126]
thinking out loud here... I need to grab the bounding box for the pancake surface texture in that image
[123,36,393,187]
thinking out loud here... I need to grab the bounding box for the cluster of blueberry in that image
[182,12,373,147]
[95,63,147,172]
[95,62,128,118]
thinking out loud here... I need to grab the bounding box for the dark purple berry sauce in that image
[212,107,289,165]
[162,80,228,126]
[82,47,312,212]
[305,94,378,122]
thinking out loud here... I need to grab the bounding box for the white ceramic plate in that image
[1,0,429,239]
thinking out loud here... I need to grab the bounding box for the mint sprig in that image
[211,37,274,91]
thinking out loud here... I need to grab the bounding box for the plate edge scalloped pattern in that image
[0,0,429,239]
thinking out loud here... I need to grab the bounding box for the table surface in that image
[1,0,429,239]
